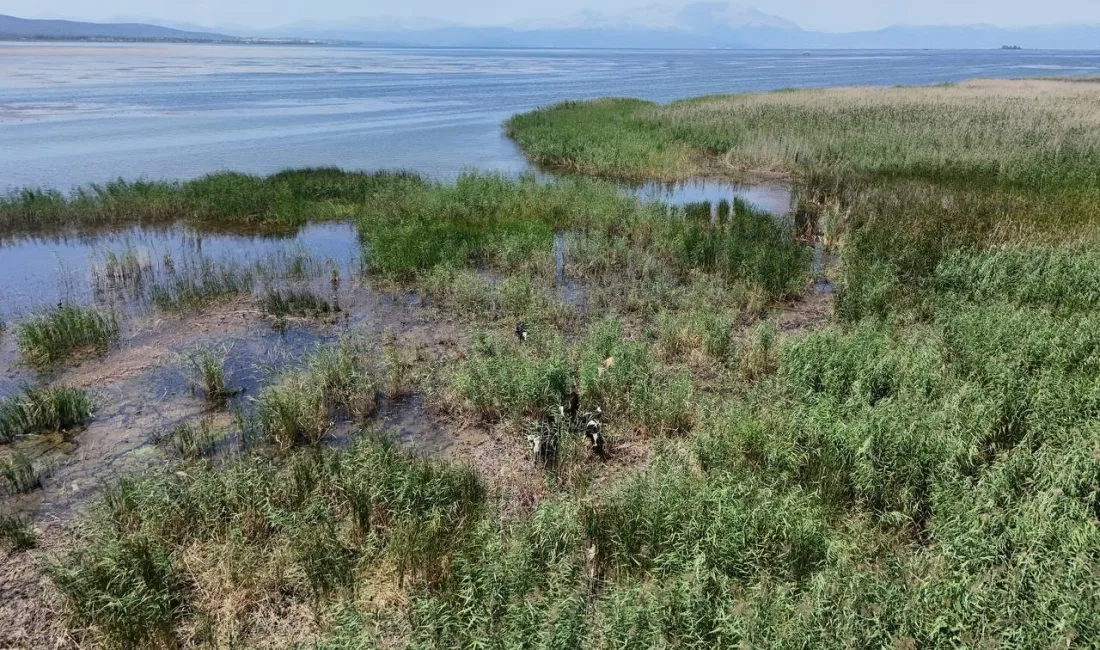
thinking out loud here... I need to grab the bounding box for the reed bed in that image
[1,452,43,494]
[42,80,1100,648]
[256,342,378,450]
[506,78,1100,190]
[0,169,425,239]
[167,419,224,460]
[184,347,236,407]
[360,172,808,301]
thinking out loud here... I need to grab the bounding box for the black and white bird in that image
[515,321,529,342]
[565,389,580,421]
[584,406,606,457]
[531,410,558,465]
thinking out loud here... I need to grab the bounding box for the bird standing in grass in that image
[515,322,528,342]
[584,406,606,457]
[565,388,580,421]
[531,409,557,465]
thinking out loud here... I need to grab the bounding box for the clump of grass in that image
[414,266,500,315]
[452,330,571,421]
[1,453,43,493]
[15,304,119,366]
[261,287,336,319]
[0,514,36,551]
[257,342,378,449]
[92,247,154,300]
[655,307,734,363]
[736,320,778,381]
[380,333,418,400]
[579,317,695,435]
[167,419,223,460]
[666,200,809,298]
[0,386,95,443]
[185,347,236,407]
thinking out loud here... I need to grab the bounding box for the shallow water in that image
[3,44,1100,189]
[0,222,361,322]
[628,178,793,216]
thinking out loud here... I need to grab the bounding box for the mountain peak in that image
[676,3,801,31]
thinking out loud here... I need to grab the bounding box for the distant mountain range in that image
[5,4,1100,49]
[0,14,238,42]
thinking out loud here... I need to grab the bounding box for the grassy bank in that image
[505,78,1100,189]
[30,80,1100,648]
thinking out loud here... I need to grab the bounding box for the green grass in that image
[149,256,255,311]
[505,79,1100,190]
[256,342,378,450]
[0,168,425,239]
[261,287,336,319]
[1,452,43,493]
[0,514,36,551]
[166,419,224,460]
[361,172,808,302]
[15,304,120,366]
[0,386,95,443]
[43,81,1100,648]
[185,347,236,407]
[451,317,694,436]
[50,435,484,649]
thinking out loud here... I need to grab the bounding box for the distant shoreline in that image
[0,36,341,45]
[0,38,1069,51]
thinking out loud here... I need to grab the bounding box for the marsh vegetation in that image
[3,78,1099,648]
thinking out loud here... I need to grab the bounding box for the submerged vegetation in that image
[10,78,1100,647]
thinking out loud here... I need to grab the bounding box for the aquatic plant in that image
[149,256,254,311]
[1,453,43,494]
[0,169,428,239]
[451,329,571,421]
[167,419,223,460]
[41,80,1100,649]
[183,347,235,407]
[0,386,95,443]
[257,342,378,450]
[16,304,119,366]
[261,287,336,319]
[506,79,1100,190]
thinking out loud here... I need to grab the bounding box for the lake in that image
[2,43,1100,189]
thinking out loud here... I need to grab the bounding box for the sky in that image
[6,0,1100,32]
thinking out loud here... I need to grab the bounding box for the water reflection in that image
[0,222,361,321]
[625,178,792,216]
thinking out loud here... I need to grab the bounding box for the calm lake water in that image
[2,43,1100,189]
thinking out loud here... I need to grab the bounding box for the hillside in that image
[0,14,237,42]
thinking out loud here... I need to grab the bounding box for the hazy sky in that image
[7,0,1100,32]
